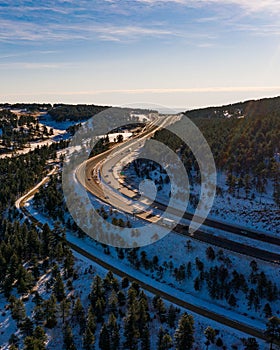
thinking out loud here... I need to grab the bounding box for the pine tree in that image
[156,297,166,323]
[174,313,194,350]
[55,241,64,262]
[24,336,47,350]
[140,326,150,350]
[63,324,76,350]
[83,326,95,350]
[108,313,120,350]
[43,294,57,328]
[123,302,140,350]
[64,250,75,278]
[157,328,173,350]
[264,316,280,350]
[128,286,139,308]
[60,298,71,324]
[117,291,126,307]
[167,305,176,328]
[73,297,85,331]
[104,270,115,291]
[95,297,106,323]
[33,326,47,344]
[194,276,200,291]
[206,247,215,261]
[108,289,118,315]
[53,272,65,302]
[20,317,34,337]
[87,306,96,334]
[228,293,237,307]
[41,224,52,257]
[33,304,45,326]
[90,275,105,305]
[11,298,26,323]
[99,323,110,350]
[121,276,129,289]
[264,303,272,318]
[9,333,20,347]
[9,345,19,350]
[161,334,173,350]
[204,326,216,349]
[157,327,165,350]
[32,291,43,306]
[138,297,149,334]
[242,337,259,350]
[3,270,14,297]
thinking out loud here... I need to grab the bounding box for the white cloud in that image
[0,61,74,69]
[0,19,215,45]
[135,0,280,14]
[1,0,279,48]
[217,0,280,14]
[0,18,177,43]
[5,86,279,96]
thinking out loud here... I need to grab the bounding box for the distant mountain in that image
[48,104,111,122]
[0,103,52,112]
[184,96,280,119]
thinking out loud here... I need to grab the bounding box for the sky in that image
[1,0,280,110]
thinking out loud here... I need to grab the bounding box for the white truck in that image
[160,217,174,229]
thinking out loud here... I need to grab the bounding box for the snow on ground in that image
[38,113,83,131]
[22,194,280,334]
[0,112,74,159]
[107,132,132,142]
[15,167,58,210]
[95,148,280,255]
[1,248,269,349]
[22,163,280,328]
[120,152,279,237]
[0,296,18,350]
[10,164,277,348]
[130,113,150,122]
[0,126,70,159]
[71,251,269,350]
[7,134,278,348]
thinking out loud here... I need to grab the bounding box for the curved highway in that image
[14,114,278,344]
[16,166,267,342]
[78,119,280,265]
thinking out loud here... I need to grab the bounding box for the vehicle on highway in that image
[132,206,145,215]
[160,217,174,228]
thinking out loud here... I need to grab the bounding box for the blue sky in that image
[1,0,280,109]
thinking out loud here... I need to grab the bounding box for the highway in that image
[104,147,280,247]
[76,114,178,216]
[122,176,280,245]
[78,118,280,265]
[16,165,268,342]
[15,114,279,343]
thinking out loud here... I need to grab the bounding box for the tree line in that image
[153,104,280,205]
[0,140,67,214]
[0,110,52,150]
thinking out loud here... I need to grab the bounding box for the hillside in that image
[152,96,280,206]
[184,96,280,119]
